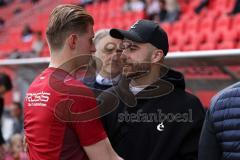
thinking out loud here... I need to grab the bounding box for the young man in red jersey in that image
[24,4,122,160]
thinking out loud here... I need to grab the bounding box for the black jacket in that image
[98,69,205,160]
[0,97,5,145]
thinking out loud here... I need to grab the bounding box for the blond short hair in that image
[46,4,94,50]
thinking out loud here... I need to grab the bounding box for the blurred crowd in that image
[0,73,26,160]
[1,0,240,59]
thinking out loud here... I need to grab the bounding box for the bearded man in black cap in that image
[98,19,205,160]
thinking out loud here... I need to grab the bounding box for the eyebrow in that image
[131,44,140,48]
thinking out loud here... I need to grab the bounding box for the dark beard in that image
[123,62,151,80]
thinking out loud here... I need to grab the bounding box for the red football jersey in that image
[24,67,107,160]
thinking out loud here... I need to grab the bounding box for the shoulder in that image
[209,82,240,114]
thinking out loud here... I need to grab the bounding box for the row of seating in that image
[0,0,240,56]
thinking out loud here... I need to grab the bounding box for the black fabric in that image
[232,0,240,14]
[110,19,169,56]
[0,97,5,145]
[99,69,205,160]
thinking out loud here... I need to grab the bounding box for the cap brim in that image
[110,29,145,43]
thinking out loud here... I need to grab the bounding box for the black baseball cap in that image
[110,19,169,56]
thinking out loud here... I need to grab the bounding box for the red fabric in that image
[24,67,107,160]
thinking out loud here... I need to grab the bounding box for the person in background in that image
[10,102,23,135]
[4,134,28,160]
[152,0,167,23]
[123,0,145,12]
[31,31,44,57]
[146,0,161,20]
[0,73,12,160]
[194,0,209,14]
[0,18,5,29]
[229,0,240,15]
[84,29,122,91]
[199,82,240,160]
[165,0,180,22]
[21,24,33,42]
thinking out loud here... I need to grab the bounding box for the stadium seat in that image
[196,90,217,108]
[223,28,239,42]
[215,15,232,32]
[182,42,199,51]
[160,23,171,34]
[199,42,216,50]
[217,41,236,49]
[184,18,199,34]
[171,21,185,34]
[199,17,214,33]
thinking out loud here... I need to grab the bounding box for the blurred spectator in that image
[0,0,13,7]
[123,0,145,12]
[10,102,23,135]
[0,18,4,29]
[31,31,44,57]
[153,0,179,23]
[4,134,27,160]
[194,0,209,14]
[229,0,240,15]
[94,0,108,3]
[0,0,13,6]
[13,7,22,15]
[31,0,39,4]
[165,0,180,22]
[21,24,33,42]
[146,0,160,20]
[79,0,94,6]
[155,0,167,22]
[8,49,22,59]
[0,0,6,7]
[0,73,13,157]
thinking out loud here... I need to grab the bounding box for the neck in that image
[130,67,160,87]
[49,51,80,76]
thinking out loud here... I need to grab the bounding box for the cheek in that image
[102,55,112,64]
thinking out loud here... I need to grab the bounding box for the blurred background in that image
[0,0,240,159]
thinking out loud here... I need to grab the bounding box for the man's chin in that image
[123,69,148,79]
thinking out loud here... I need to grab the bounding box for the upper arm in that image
[84,138,123,160]
[198,110,222,160]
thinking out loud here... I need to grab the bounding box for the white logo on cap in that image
[130,20,140,29]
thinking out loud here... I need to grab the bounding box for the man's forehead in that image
[123,39,143,45]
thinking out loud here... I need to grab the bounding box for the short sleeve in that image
[67,83,107,146]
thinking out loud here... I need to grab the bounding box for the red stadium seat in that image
[199,17,214,33]
[196,90,217,108]
[160,23,171,34]
[237,41,240,49]
[217,41,236,49]
[184,18,199,34]
[199,42,216,50]
[215,15,232,32]
[223,28,239,42]
[182,42,199,51]
[171,21,185,34]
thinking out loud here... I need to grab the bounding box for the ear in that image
[67,34,78,50]
[151,49,164,63]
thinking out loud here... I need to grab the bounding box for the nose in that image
[120,51,128,64]
[112,50,122,61]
